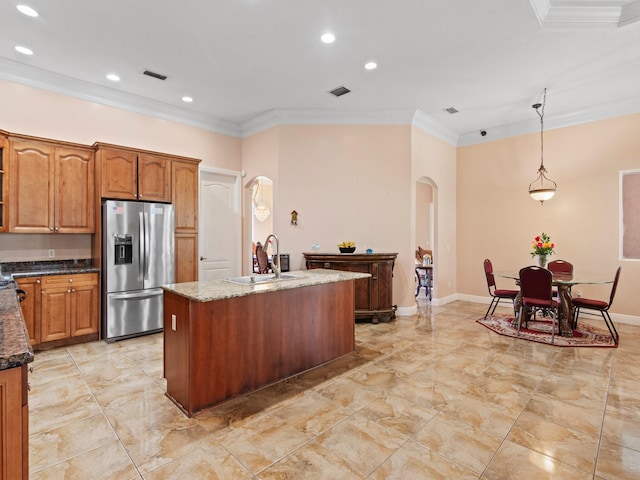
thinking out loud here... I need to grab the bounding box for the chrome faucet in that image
[264,233,281,279]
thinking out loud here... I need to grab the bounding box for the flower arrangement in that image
[531,232,555,258]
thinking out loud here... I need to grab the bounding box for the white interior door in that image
[199,168,242,280]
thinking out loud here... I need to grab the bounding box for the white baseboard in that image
[396,294,640,325]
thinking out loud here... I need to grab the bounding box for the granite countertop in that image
[0,288,34,370]
[3,259,100,279]
[163,268,370,303]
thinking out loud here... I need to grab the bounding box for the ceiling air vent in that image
[329,86,351,97]
[444,107,459,114]
[142,69,168,81]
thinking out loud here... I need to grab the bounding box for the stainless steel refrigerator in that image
[102,200,174,342]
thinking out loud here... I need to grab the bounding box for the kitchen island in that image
[162,269,369,416]
[0,286,34,478]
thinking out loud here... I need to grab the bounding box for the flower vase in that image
[537,254,548,268]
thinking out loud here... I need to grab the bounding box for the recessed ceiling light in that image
[106,73,120,82]
[15,45,33,56]
[321,32,335,44]
[364,62,378,70]
[182,96,193,103]
[16,5,38,17]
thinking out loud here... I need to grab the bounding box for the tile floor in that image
[28,298,640,479]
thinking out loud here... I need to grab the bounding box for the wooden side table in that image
[303,252,398,323]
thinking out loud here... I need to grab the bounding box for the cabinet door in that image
[138,154,171,202]
[41,286,71,342]
[0,135,7,232]
[175,233,198,282]
[172,160,198,233]
[70,278,99,337]
[0,366,24,479]
[8,141,55,233]
[16,277,41,346]
[100,148,137,200]
[55,148,95,233]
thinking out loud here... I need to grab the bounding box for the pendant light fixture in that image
[528,88,557,205]
[253,179,271,222]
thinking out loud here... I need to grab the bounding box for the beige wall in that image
[457,113,640,318]
[241,124,416,310]
[415,181,433,252]
[412,127,458,301]
[2,79,638,319]
[0,80,242,262]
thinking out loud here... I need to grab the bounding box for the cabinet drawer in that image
[41,273,98,289]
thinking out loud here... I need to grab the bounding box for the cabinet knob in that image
[28,365,34,373]
[49,227,54,231]
[72,289,76,293]
[69,279,73,283]
[67,289,71,293]
[36,280,40,284]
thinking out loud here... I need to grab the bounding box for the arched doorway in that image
[244,176,273,273]
[415,177,436,300]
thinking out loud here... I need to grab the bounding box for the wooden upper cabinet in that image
[55,148,95,233]
[99,148,137,200]
[9,141,55,233]
[98,147,171,202]
[0,133,8,232]
[138,154,171,202]
[172,159,199,233]
[9,139,94,233]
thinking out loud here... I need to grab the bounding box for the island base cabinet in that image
[164,281,355,416]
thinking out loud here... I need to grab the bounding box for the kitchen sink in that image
[225,273,302,285]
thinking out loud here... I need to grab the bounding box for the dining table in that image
[494,270,613,337]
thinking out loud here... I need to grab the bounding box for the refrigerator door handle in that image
[144,211,151,281]
[139,211,145,283]
[109,289,163,301]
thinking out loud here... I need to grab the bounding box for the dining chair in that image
[571,266,621,345]
[255,241,270,274]
[548,259,574,297]
[483,259,519,319]
[518,266,559,343]
[415,266,432,300]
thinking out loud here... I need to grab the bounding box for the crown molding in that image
[620,0,640,26]
[411,110,459,146]
[529,0,640,28]
[240,108,416,137]
[457,95,640,147]
[0,58,242,138]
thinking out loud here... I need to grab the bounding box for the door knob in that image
[200,256,208,261]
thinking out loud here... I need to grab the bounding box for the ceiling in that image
[1,0,640,143]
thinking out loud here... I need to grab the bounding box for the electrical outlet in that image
[171,314,177,331]
[48,249,55,258]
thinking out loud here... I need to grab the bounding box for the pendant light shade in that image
[529,88,557,205]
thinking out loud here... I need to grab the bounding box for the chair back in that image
[547,260,573,274]
[255,241,270,274]
[483,259,497,291]
[519,266,553,305]
[608,266,622,307]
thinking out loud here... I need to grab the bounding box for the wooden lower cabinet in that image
[18,273,99,349]
[0,364,28,480]
[175,233,198,283]
[16,277,41,346]
[303,253,398,323]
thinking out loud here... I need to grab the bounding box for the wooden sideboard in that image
[304,252,397,323]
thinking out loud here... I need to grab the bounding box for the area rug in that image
[477,314,617,348]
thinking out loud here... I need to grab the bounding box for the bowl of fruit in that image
[338,241,356,253]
